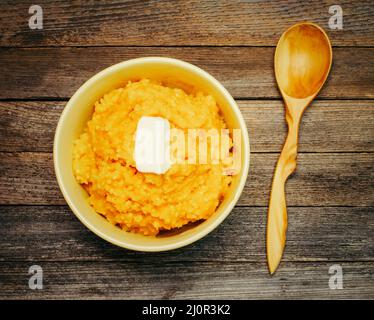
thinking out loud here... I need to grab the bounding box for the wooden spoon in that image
[267,22,332,274]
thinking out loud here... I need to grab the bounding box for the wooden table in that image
[0,1,373,299]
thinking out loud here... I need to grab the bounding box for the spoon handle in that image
[267,106,303,274]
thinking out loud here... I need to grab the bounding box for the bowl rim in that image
[53,56,250,252]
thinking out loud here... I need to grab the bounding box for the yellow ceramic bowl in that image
[54,57,250,251]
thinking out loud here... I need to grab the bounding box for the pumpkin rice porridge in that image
[72,79,233,236]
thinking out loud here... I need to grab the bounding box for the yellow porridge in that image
[72,79,232,236]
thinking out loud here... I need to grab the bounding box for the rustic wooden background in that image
[0,0,373,299]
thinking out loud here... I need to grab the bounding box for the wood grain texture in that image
[0,0,373,47]
[0,47,373,99]
[0,206,372,263]
[1,261,373,299]
[1,100,373,153]
[0,152,373,206]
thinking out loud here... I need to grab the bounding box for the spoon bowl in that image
[267,22,332,274]
[275,23,332,100]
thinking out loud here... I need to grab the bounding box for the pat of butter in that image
[134,116,171,174]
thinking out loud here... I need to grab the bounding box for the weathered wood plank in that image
[244,100,374,153]
[1,100,373,153]
[0,261,372,299]
[0,0,373,47]
[0,206,372,263]
[0,152,372,206]
[0,102,60,153]
[0,47,373,99]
